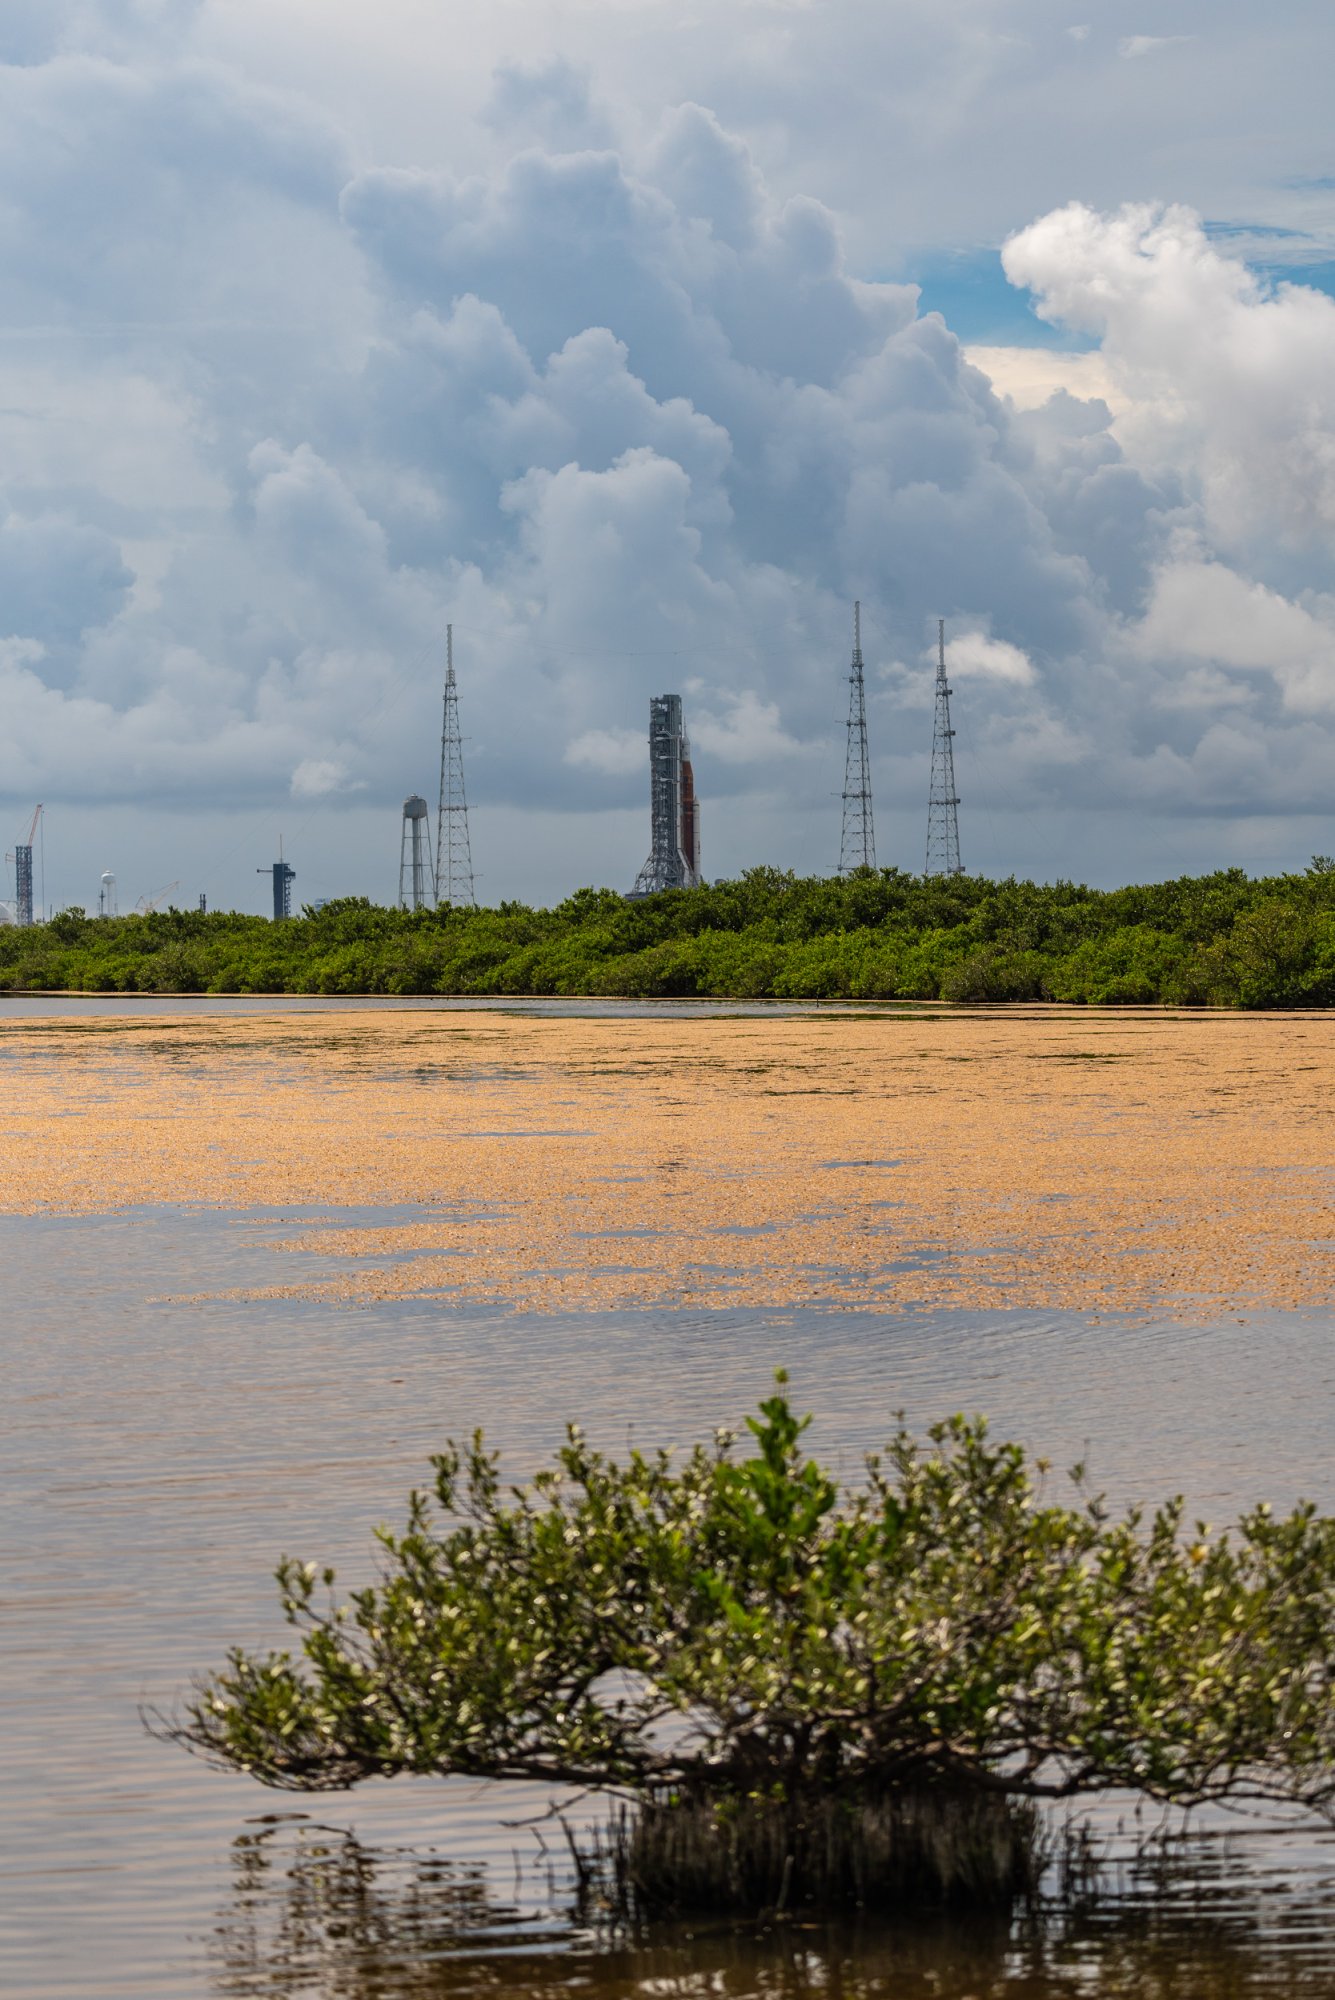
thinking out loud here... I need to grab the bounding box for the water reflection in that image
[208,1820,1335,2000]
[7,1191,1335,1995]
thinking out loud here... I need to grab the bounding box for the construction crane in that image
[12,803,42,850]
[134,879,180,916]
[4,803,43,926]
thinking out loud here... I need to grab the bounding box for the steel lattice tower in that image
[14,844,33,927]
[435,624,476,909]
[925,618,963,877]
[839,600,876,875]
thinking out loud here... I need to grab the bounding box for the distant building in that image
[631,693,702,895]
[257,859,296,920]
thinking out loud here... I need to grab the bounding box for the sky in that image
[4,0,1335,916]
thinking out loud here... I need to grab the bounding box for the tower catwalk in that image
[839,600,876,875]
[435,624,476,909]
[926,618,963,877]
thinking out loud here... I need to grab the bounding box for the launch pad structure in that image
[631,693,701,895]
[258,857,296,920]
[7,802,42,926]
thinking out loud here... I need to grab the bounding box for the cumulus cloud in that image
[945,632,1037,686]
[291,758,356,799]
[3,15,1335,904]
[688,689,804,763]
[1002,201,1335,556]
[1133,560,1335,715]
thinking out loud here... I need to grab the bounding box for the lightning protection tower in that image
[399,795,433,910]
[435,624,476,908]
[839,601,876,875]
[925,618,964,877]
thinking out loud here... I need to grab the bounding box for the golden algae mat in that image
[6,1004,1334,1317]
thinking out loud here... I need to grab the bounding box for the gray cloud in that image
[2,18,1335,913]
[484,57,615,155]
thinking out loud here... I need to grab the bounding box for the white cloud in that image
[688,689,803,764]
[2,16,1335,903]
[290,757,354,798]
[1002,201,1335,554]
[945,631,1037,685]
[1133,560,1335,715]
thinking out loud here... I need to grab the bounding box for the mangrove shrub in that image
[167,1382,1335,1915]
[13,863,1335,1003]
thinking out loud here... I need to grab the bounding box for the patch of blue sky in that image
[905,227,1335,348]
[1202,219,1335,297]
[901,246,1098,350]
[1253,258,1335,299]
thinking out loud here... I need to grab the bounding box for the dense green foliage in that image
[171,1384,1335,1828]
[9,861,1335,1004]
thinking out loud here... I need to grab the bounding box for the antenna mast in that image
[839,600,876,874]
[435,624,476,908]
[925,618,963,877]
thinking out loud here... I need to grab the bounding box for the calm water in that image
[0,993,878,1020]
[4,1187,1335,1996]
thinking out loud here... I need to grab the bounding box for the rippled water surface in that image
[5,1188,1335,1996]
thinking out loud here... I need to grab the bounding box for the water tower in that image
[399,795,433,910]
[98,872,117,918]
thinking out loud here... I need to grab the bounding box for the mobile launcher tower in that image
[630,694,701,895]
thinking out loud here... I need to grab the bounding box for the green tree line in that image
[7,860,1335,1005]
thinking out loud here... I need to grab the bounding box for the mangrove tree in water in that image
[166,1381,1335,1915]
